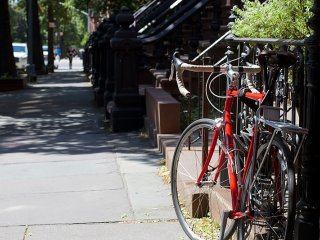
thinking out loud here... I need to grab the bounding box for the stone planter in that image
[0,76,28,92]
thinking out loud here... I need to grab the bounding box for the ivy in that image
[231,0,313,39]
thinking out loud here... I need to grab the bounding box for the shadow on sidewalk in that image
[0,70,162,167]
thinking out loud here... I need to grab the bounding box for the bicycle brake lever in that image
[172,52,184,69]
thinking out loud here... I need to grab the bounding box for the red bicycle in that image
[170,50,308,240]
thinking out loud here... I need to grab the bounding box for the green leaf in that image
[231,0,313,39]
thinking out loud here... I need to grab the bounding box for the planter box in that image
[0,77,28,92]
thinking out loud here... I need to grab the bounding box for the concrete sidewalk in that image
[0,60,187,239]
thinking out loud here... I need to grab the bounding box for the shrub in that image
[231,0,313,39]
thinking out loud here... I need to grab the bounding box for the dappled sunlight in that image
[0,70,161,171]
[0,70,106,156]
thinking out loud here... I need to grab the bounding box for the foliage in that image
[107,0,149,12]
[9,1,27,42]
[73,0,149,14]
[231,0,313,39]
[9,0,149,49]
[179,95,201,131]
[38,0,87,47]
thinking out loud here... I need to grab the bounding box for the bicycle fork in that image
[219,211,249,240]
[219,210,230,240]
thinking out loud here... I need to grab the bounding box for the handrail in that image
[138,0,199,38]
[140,0,208,44]
[191,30,231,62]
[224,33,305,46]
[134,0,158,19]
[135,0,176,30]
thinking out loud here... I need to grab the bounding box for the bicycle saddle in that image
[258,50,297,68]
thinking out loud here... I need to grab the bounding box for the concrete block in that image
[145,87,180,135]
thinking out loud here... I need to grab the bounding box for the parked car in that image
[12,42,28,70]
[43,45,48,65]
[42,46,60,69]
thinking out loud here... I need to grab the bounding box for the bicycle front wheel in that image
[240,135,295,240]
[171,118,238,240]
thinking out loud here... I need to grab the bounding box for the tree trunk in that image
[47,1,54,72]
[27,0,46,75]
[0,0,17,77]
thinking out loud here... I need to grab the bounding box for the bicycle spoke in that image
[171,119,238,240]
[242,135,295,240]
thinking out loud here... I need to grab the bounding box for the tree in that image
[73,0,148,15]
[10,0,149,51]
[0,0,17,77]
[37,0,89,54]
[27,0,46,74]
[9,1,27,43]
[47,1,54,72]
[231,0,313,39]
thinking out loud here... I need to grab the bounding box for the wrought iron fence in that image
[180,34,306,132]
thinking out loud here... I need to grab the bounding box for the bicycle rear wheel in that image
[171,118,242,240]
[239,135,295,240]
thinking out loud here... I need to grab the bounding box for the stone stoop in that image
[143,86,233,238]
[149,69,168,86]
[144,87,180,147]
[143,116,158,147]
[162,133,234,238]
[157,134,180,157]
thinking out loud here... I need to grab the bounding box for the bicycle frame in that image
[195,86,265,217]
[171,50,309,240]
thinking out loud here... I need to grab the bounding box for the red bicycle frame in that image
[195,87,265,217]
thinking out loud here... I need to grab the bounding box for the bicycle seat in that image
[258,51,297,68]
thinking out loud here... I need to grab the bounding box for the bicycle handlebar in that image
[170,52,261,97]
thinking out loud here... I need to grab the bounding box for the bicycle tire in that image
[238,134,295,240]
[171,118,243,240]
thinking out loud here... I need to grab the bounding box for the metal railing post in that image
[295,1,320,239]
